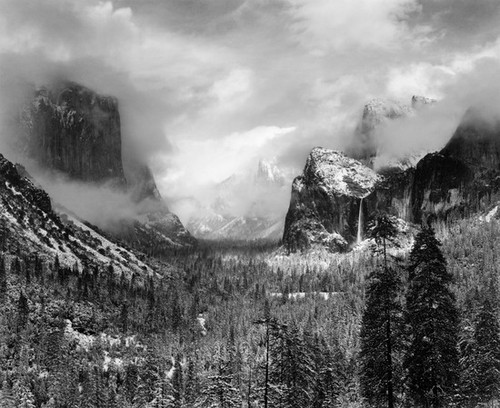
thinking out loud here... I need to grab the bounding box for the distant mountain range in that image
[184,159,288,241]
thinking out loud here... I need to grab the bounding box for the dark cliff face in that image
[368,167,414,221]
[17,81,195,249]
[441,109,500,171]
[409,153,473,224]
[411,109,500,223]
[22,83,126,186]
[124,160,162,203]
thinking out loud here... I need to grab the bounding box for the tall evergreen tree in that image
[195,354,242,408]
[0,256,7,301]
[183,355,199,407]
[17,291,29,332]
[359,215,403,408]
[471,295,500,405]
[405,226,460,407]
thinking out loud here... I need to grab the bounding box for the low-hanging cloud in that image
[0,0,500,229]
[373,57,500,166]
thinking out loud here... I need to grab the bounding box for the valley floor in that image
[0,214,499,407]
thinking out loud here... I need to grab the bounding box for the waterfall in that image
[357,198,364,244]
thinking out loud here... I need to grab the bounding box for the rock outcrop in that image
[411,108,500,224]
[347,98,412,161]
[0,154,52,213]
[441,107,500,170]
[21,83,126,186]
[283,148,380,252]
[346,96,436,168]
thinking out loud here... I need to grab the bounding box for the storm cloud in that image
[0,0,499,224]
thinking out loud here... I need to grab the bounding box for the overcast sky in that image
[1,0,500,211]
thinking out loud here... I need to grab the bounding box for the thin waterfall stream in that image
[357,198,363,244]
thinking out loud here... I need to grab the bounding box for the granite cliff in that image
[18,82,195,250]
[20,83,126,187]
[283,148,380,252]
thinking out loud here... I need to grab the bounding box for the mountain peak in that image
[256,158,285,186]
[347,95,436,164]
[411,95,437,110]
[17,81,195,250]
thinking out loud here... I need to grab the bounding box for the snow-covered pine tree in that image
[359,264,403,407]
[472,294,500,404]
[404,226,460,407]
[194,354,242,408]
[0,256,7,301]
[359,214,403,408]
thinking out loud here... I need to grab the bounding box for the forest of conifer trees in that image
[0,216,499,407]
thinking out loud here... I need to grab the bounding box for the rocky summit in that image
[20,82,126,187]
[347,96,436,167]
[283,107,500,253]
[283,148,380,252]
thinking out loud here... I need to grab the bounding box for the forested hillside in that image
[0,210,499,407]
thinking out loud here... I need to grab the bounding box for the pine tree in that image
[359,265,404,407]
[183,355,199,407]
[0,380,17,408]
[124,363,139,405]
[311,334,346,407]
[472,295,500,405]
[405,226,460,407]
[0,256,7,301]
[121,302,129,333]
[13,379,36,408]
[195,356,242,408]
[171,356,183,407]
[17,291,29,332]
[360,215,403,408]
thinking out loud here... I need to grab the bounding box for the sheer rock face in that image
[21,83,126,187]
[18,82,195,249]
[283,148,381,252]
[409,153,473,224]
[412,109,500,224]
[125,160,162,203]
[441,108,500,171]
